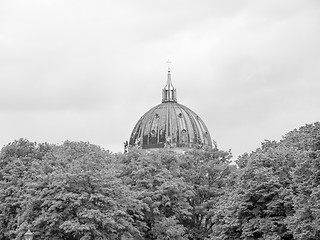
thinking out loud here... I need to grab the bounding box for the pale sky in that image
[0,0,319,159]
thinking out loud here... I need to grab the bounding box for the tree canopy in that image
[1,122,320,239]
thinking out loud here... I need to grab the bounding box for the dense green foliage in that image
[1,122,320,239]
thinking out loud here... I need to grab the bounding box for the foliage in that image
[1,122,320,239]
[0,140,138,240]
[119,147,233,239]
[0,139,52,240]
[209,122,320,240]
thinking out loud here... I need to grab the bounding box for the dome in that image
[128,68,213,150]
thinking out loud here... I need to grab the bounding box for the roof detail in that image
[129,101,212,149]
[129,67,213,150]
[162,70,177,102]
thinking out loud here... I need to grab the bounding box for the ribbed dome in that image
[129,101,212,149]
[128,68,213,150]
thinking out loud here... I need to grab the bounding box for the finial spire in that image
[166,59,171,72]
[162,60,177,103]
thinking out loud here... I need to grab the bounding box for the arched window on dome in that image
[180,129,188,144]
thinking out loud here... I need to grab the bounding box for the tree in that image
[0,140,140,240]
[213,123,320,240]
[120,147,234,240]
[22,141,139,240]
[177,148,234,240]
[0,139,53,240]
[283,123,320,240]
[3,122,320,240]
[212,142,297,239]
[120,148,187,239]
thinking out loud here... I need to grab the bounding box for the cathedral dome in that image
[129,68,213,150]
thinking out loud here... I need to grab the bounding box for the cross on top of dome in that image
[166,59,171,71]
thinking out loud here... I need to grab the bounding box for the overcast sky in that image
[0,0,319,159]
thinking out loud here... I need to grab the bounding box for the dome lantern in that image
[162,70,177,103]
[162,61,177,103]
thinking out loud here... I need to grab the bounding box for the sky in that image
[0,0,320,159]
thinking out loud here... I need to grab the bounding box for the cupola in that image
[128,65,213,150]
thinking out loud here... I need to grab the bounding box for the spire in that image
[162,60,177,102]
[167,59,171,71]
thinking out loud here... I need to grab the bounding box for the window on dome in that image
[178,113,183,118]
[181,129,188,143]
